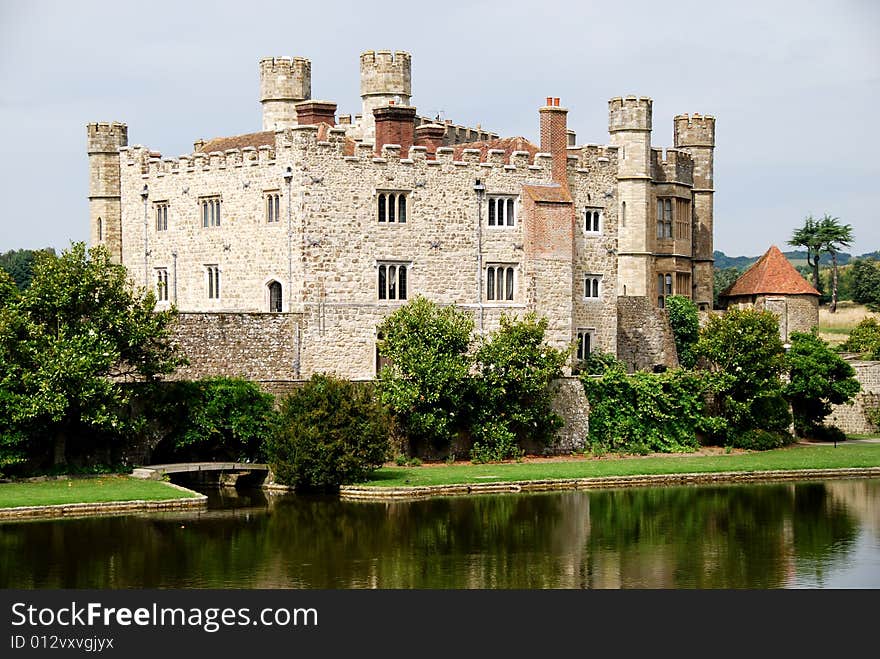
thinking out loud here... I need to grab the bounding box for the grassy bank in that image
[360,443,880,488]
[0,476,198,509]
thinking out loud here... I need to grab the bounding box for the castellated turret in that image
[674,113,716,310]
[260,56,312,131]
[87,122,127,262]
[360,50,412,141]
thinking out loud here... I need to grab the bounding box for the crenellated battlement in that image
[608,96,653,132]
[259,56,311,101]
[87,122,128,153]
[360,50,411,99]
[650,147,694,184]
[673,113,716,148]
[571,143,619,170]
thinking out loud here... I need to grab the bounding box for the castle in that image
[87,50,716,380]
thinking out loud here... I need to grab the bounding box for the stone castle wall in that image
[616,296,678,371]
[827,360,880,435]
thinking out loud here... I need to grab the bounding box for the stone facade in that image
[88,50,716,379]
[725,294,819,342]
[827,360,880,434]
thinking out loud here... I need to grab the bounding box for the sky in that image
[0,0,878,257]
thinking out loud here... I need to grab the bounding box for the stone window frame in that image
[200,195,222,228]
[376,260,410,301]
[205,264,221,300]
[575,327,595,362]
[583,206,602,234]
[155,267,169,302]
[656,198,673,240]
[486,263,517,302]
[487,194,517,228]
[265,190,281,224]
[97,217,103,242]
[154,201,169,232]
[266,279,283,312]
[675,272,692,300]
[657,272,674,308]
[376,189,410,224]
[584,274,602,300]
[675,198,691,240]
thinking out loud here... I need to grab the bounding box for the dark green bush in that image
[666,295,700,368]
[266,374,390,492]
[806,424,847,444]
[839,318,880,358]
[729,429,793,451]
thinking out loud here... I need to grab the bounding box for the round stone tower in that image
[260,56,311,131]
[360,50,411,141]
[87,122,128,262]
[674,113,716,310]
[608,96,653,297]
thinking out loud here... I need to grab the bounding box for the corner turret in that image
[87,122,128,262]
[360,50,412,141]
[260,56,312,131]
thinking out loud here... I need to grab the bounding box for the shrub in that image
[582,368,725,454]
[266,374,390,492]
[806,424,847,444]
[729,429,793,451]
[471,313,566,461]
[665,295,700,368]
[867,405,880,430]
[580,350,625,375]
[839,318,880,358]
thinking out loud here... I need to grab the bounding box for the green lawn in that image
[0,476,198,509]
[359,443,880,488]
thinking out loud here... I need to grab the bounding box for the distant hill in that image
[713,249,867,271]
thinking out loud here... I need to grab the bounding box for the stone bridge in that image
[131,462,270,481]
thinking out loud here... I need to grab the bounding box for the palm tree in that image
[818,214,854,313]
[788,215,823,291]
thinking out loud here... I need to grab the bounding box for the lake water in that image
[1,478,878,588]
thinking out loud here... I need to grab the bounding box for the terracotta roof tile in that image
[196,131,275,153]
[721,245,820,298]
[451,136,538,162]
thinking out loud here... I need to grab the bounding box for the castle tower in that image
[87,122,127,262]
[260,56,311,131]
[674,113,716,310]
[609,96,653,297]
[360,50,411,142]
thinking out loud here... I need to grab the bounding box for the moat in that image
[2,478,879,589]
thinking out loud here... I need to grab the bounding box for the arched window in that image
[487,265,515,301]
[378,193,386,222]
[377,263,408,300]
[268,281,282,312]
[97,217,103,242]
[398,194,406,223]
[621,201,626,227]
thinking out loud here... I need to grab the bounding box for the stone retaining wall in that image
[828,360,880,434]
[339,467,880,500]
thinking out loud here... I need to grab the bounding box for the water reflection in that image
[1,479,878,589]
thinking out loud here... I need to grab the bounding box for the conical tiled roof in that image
[721,245,820,297]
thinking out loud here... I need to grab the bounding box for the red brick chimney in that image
[414,123,446,158]
[374,104,417,156]
[294,100,337,126]
[539,97,569,189]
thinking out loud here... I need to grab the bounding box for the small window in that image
[486,265,515,301]
[575,328,594,361]
[265,191,281,224]
[675,198,691,240]
[621,201,626,227]
[268,280,282,312]
[97,217,103,242]
[154,202,169,232]
[657,272,674,308]
[377,191,408,223]
[488,196,516,227]
[206,265,220,299]
[584,274,601,299]
[155,268,168,301]
[378,262,408,300]
[584,207,601,233]
[200,196,221,228]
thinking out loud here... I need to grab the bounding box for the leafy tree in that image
[695,308,787,434]
[471,313,566,461]
[817,214,854,313]
[713,266,742,308]
[665,295,700,368]
[783,331,860,436]
[376,296,474,451]
[266,374,390,492]
[149,378,276,462]
[0,248,55,290]
[0,242,185,468]
[850,259,880,311]
[788,215,824,292]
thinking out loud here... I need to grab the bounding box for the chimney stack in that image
[539,97,569,188]
[294,100,337,126]
[374,104,417,156]
[415,123,447,158]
